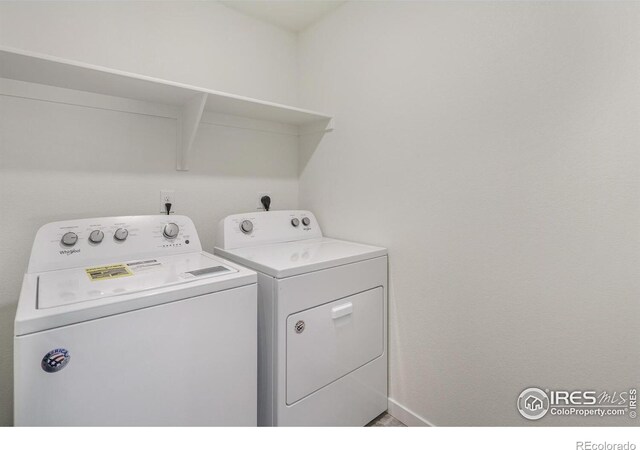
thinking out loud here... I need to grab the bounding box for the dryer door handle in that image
[331,302,353,319]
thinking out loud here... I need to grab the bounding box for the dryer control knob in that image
[240,220,254,234]
[89,230,104,244]
[291,218,300,227]
[163,223,179,239]
[114,228,129,241]
[61,232,78,246]
[302,217,311,226]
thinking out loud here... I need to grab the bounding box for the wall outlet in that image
[160,190,175,214]
[257,192,271,211]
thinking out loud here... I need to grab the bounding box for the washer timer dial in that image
[163,223,179,239]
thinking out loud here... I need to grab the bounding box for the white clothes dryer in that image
[215,210,387,426]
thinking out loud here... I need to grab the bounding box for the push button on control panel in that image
[61,232,78,246]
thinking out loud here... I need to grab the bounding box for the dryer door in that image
[286,287,384,405]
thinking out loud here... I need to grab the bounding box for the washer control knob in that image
[240,220,254,234]
[163,223,179,239]
[61,232,78,246]
[89,230,104,244]
[114,228,129,241]
[291,218,300,227]
[302,217,311,226]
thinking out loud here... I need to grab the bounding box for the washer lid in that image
[15,252,256,336]
[215,238,387,279]
[37,252,239,310]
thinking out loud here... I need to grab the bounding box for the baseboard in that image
[387,398,435,427]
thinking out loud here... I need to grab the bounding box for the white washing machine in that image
[215,210,387,426]
[15,215,257,426]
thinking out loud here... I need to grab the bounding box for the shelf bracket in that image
[176,92,208,171]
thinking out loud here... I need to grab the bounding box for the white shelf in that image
[0,46,333,170]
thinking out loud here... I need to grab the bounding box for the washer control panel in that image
[28,215,201,273]
[216,210,322,250]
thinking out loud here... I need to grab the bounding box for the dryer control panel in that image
[216,210,322,250]
[28,215,201,273]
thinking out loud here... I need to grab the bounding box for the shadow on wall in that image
[0,303,17,426]
[298,119,333,174]
[194,121,299,179]
[0,96,300,179]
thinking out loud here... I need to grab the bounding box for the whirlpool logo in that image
[59,249,80,256]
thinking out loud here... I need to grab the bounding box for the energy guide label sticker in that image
[85,264,133,281]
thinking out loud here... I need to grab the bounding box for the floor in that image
[366,412,406,427]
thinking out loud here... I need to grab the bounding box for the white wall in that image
[0,1,298,104]
[0,1,299,426]
[298,2,640,425]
